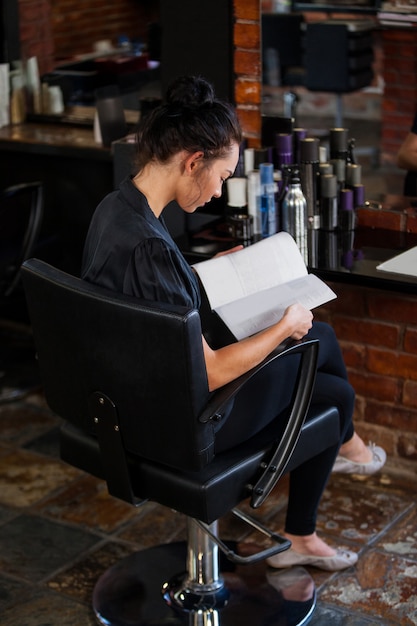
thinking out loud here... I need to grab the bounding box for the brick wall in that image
[316,283,417,470]
[380,28,417,165]
[313,203,417,471]
[18,0,55,75]
[233,0,262,147]
[18,0,159,74]
[50,0,159,62]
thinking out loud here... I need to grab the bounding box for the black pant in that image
[215,321,355,536]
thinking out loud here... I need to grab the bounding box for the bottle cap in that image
[330,128,348,153]
[259,162,274,185]
[339,188,354,211]
[353,183,365,207]
[226,177,247,207]
[254,148,270,170]
[275,133,292,152]
[319,163,333,176]
[300,137,319,162]
[346,163,362,186]
[321,174,337,198]
[244,148,254,175]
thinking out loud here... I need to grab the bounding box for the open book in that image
[192,232,337,340]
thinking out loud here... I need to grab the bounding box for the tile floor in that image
[0,386,416,626]
[1,119,415,625]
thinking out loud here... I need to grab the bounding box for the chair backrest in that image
[0,182,44,297]
[21,258,215,471]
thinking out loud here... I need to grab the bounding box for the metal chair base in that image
[93,542,316,626]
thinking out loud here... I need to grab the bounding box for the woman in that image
[82,75,386,571]
[397,111,417,196]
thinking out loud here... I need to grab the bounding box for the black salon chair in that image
[0,182,44,402]
[21,258,340,626]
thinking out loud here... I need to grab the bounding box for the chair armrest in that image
[198,338,319,509]
[198,338,316,423]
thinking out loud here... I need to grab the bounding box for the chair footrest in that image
[195,508,291,565]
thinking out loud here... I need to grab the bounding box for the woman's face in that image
[179,143,240,213]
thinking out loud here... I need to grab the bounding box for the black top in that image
[81,177,201,309]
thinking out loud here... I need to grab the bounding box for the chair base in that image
[93,542,316,626]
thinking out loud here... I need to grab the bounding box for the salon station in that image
[1,0,417,625]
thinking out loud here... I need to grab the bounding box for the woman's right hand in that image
[282,303,313,340]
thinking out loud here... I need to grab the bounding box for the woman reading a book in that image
[82,75,386,571]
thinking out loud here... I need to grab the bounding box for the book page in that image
[376,246,417,278]
[192,232,307,310]
[216,274,337,340]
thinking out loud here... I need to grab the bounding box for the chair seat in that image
[61,403,339,524]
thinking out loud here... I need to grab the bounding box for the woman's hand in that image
[282,303,313,340]
[212,244,244,258]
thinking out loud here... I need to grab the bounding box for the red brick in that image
[342,342,366,369]
[404,328,417,354]
[364,399,417,432]
[333,316,400,349]
[349,371,402,403]
[367,347,417,381]
[234,0,259,21]
[403,380,417,408]
[321,286,367,318]
[367,293,417,325]
[398,434,417,461]
[234,50,261,77]
[234,22,260,50]
[235,79,261,106]
[236,107,261,140]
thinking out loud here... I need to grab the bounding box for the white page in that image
[376,246,417,278]
[192,232,307,310]
[216,274,337,340]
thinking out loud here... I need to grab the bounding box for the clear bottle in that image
[281,168,308,264]
[259,163,277,238]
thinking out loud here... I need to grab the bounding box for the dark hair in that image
[134,76,242,172]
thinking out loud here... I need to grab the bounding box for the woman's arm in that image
[397,131,417,171]
[202,302,313,391]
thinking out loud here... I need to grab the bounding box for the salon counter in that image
[0,119,115,275]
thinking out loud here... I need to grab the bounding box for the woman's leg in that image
[284,371,355,537]
[306,321,354,442]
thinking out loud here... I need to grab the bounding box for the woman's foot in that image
[266,532,358,571]
[333,433,386,475]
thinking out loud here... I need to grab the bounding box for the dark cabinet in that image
[159,0,234,103]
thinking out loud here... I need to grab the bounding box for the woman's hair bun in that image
[165,75,215,108]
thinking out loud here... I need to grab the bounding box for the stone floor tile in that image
[0,573,31,613]
[374,505,417,562]
[318,548,417,625]
[47,540,135,604]
[1,588,96,626]
[0,448,80,508]
[315,475,412,545]
[0,503,18,526]
[310,602,399,625]
[34,473,138,533]
[117,502,187,547]
[0,514,101,582]
[0,402,58,448]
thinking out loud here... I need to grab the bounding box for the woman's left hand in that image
[213,244,244,259]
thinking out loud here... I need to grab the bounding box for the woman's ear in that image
[184,151,204,174]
